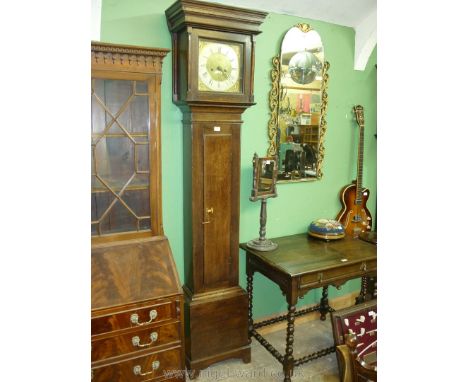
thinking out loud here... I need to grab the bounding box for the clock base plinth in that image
[183,285,250,373]
[186,346,251,379]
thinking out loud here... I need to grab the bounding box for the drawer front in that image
[92,346,183,382]
[92,322,181,362]
[299,259,377,289]
[92,301,177,336]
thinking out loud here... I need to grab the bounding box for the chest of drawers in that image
[92,236,185,381]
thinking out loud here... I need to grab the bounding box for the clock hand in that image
[219,67,231,80]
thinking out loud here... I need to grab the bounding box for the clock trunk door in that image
[202,125,238,289]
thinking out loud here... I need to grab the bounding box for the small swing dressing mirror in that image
[250,154,278,201]
[247,154,278,251]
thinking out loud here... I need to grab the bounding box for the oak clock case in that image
[90,42,185,382]
[166,0,267,374]
[171,28,254,105]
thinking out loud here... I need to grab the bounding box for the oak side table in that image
[240,233,377,382]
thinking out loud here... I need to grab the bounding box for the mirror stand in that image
[247,198,278,251]
[247,154,278,251]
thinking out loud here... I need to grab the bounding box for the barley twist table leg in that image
[319,285,330,321]
[247,271,254,343]
[355,276,369,304]
[283,304,296,382]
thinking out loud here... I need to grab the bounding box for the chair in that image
[336,333,377,382]
[331,300,377,381]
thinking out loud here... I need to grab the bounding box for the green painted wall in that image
[100,0,377,319]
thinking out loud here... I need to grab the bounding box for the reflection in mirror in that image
[259,158,275,192]
[250,153,278,200]
[267,23,330,182]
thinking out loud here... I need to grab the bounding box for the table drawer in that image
[92,346,183,382]
[92,301,177,336]
[300,259,377,289]
[92,322,181,362]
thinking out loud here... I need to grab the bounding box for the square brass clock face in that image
[198,39,243,93]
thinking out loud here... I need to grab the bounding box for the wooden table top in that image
[240,233,377,278]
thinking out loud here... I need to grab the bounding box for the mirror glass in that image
[268,24,329,182]
[259,158,275,192]
[250,154,278,200]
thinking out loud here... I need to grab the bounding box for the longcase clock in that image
[166,0,267,373]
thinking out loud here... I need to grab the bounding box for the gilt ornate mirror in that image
[267,23,330,182]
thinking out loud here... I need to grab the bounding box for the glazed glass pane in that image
[91,95,106,136]
[94,136,135,190]
[118,95,150,134]
[100,79,132,115]
[91,78,151,236]
[135,81,148,94]
[135,144,149,172]
[122,188,151,218]
[140,218,151,230]
[100,200,138,235]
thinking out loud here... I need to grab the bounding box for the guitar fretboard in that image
[354,105,365,205]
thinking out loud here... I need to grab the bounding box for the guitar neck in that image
[354,105,365,204]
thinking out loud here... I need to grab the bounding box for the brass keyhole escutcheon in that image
[202,207,214,224]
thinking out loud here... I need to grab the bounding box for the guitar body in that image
[336,181,372,238]
[336,105,373,238]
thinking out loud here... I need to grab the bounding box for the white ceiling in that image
[206,0,376,29]
[91,0,377,70]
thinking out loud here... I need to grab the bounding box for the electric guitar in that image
[336,105,372,238]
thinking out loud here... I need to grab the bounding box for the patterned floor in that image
[195,318,340,382]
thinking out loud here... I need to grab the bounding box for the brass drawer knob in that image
[133,361,160,376]
[130,309,157,326]
[132,332,158,347]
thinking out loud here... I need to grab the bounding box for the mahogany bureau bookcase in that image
[91,42,185,381]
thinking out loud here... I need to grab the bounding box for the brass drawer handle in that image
[130,310,157,326]
[360,262,367,272]
[133,361,160,376]
[132,332,158,347]
[318,272,323,283]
